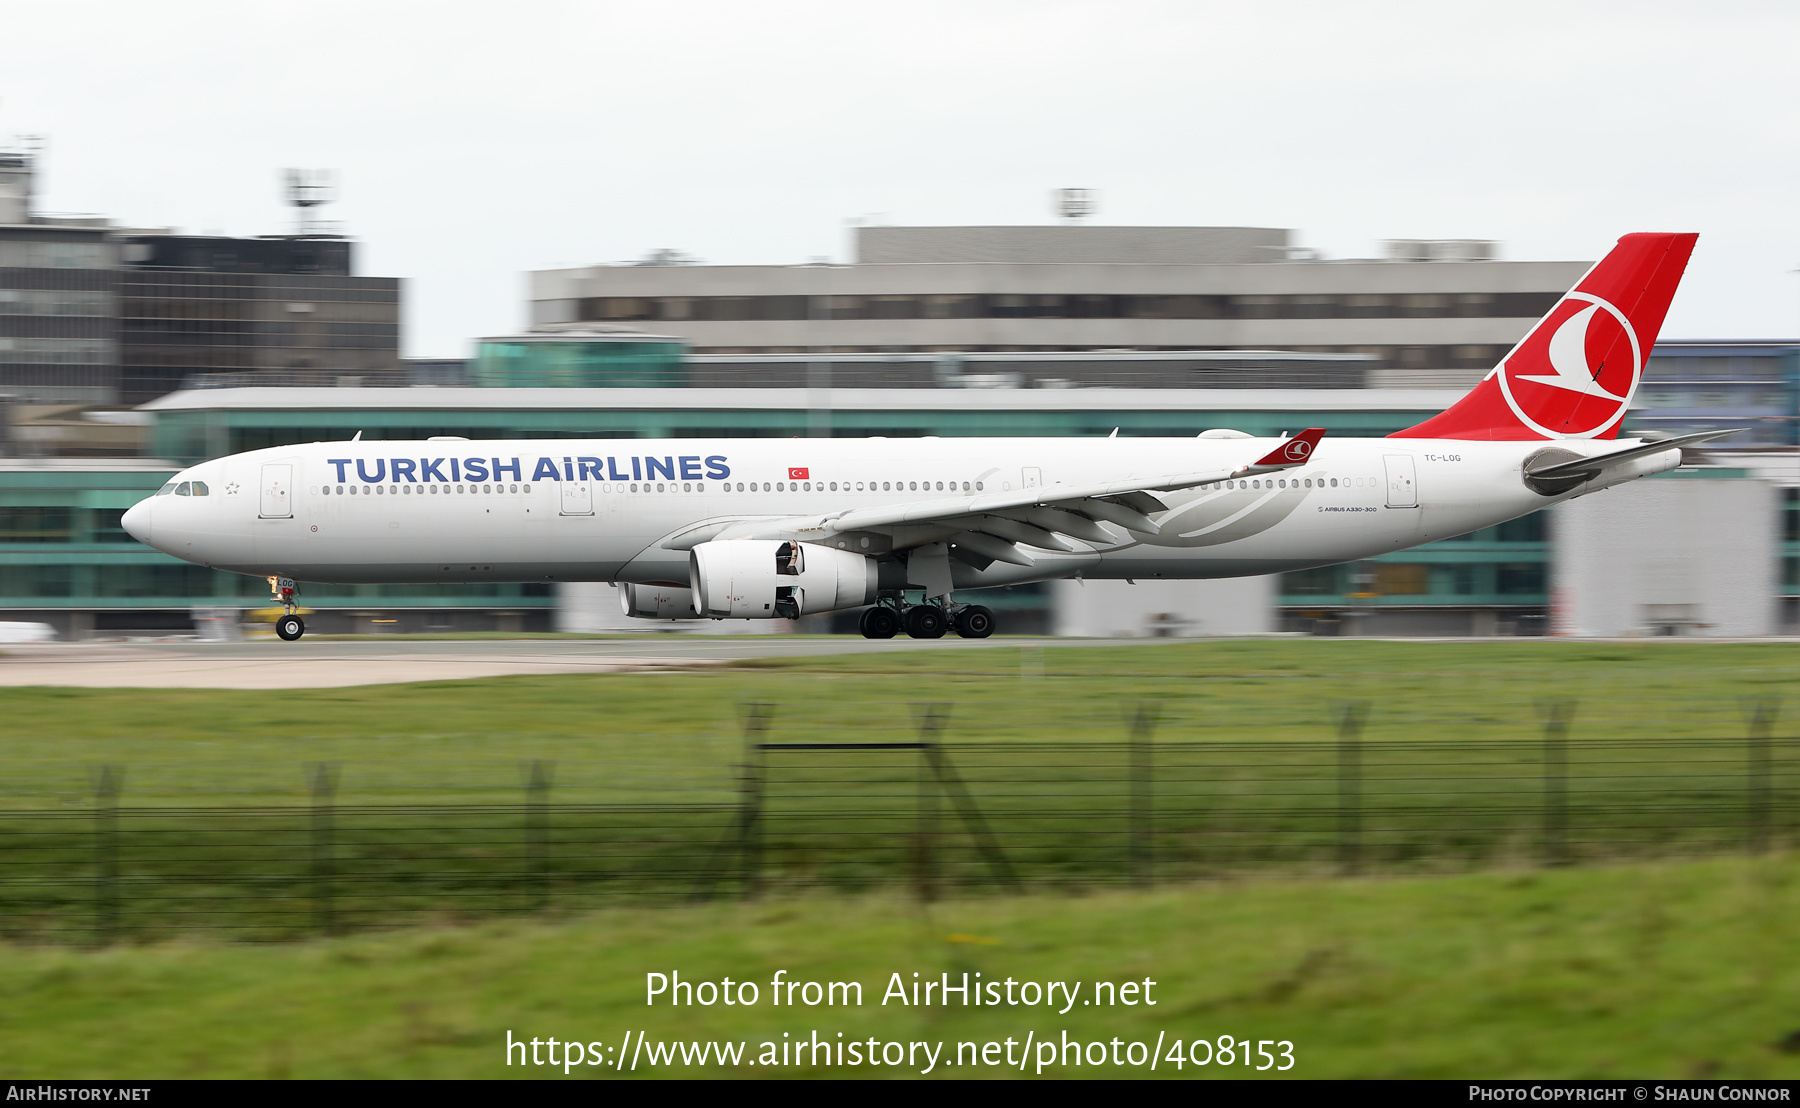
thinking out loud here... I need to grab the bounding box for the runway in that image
[0,635,1075,690]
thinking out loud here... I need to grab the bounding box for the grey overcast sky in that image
[4,0,1796,357]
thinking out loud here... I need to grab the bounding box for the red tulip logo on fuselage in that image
[1498,293,1642,438]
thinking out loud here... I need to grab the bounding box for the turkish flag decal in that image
[788,467,810,480]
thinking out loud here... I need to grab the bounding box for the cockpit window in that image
[156,482,177,496]
[175,482,192,496]
[190,481,209,497]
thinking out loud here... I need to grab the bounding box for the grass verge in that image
[3,855,1799,1079]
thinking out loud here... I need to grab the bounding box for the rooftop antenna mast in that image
[282,168,337,235]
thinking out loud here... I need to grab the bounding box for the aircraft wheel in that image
[276,615,305,642]
[903,605,947,640]
[859,606,900,640]
[954,605,995,639]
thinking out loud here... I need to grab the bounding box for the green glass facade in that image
[1278,510,1550,617]
[0,465,555,632]
[470,336,685,389]
[8,340,1797,634]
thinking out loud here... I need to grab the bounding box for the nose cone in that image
[122,499,152,545]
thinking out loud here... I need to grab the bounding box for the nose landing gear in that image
[269,575,305,641]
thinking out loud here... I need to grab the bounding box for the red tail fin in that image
[1391,232,1697,440]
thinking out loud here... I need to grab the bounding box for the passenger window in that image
[175,482,192,496]
[191,481,209,496]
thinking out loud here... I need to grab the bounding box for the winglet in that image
[1237,427,1325,474]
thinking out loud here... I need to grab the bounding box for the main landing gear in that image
[269,575,305,641]
[859,599,995,640]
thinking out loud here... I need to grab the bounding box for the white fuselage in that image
[123,434,1678,597]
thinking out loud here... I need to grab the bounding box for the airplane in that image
[122,232,1722,642]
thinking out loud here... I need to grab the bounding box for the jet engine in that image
[689,540,879,619]
[621,583,697,619]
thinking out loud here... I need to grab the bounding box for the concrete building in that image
[530,225,1588,389]
[1552,469,1778,637]
[1,186,1791,638]
[0,346,1792,638]
[0,142,402,409]
[0,146,120,404]
[118,234,402,404]
[1633,341,1800,449]
[1052,576,1277,638]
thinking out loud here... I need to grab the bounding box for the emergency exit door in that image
[259,464,292,518]
[1383,455,1418,508]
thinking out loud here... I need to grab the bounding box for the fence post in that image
[1129,702,1159,887]
[913,703,950,903]
[91,765,122,946]
[739,703,772,898]
[308,762,340,936]
[524,760,553,912]
[1336,704,1365,876]
[1744,697,1778,856]
[1539,700,1574,867]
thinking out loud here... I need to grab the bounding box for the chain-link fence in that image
[2,699,1790,945]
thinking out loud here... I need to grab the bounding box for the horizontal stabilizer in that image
[1525,428,1741,481]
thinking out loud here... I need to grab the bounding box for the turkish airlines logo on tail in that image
[1281,439,1312,462]
[1497,293,1642,438]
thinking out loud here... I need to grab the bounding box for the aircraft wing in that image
[1524,428,1741,482]
[675,429,1327,566]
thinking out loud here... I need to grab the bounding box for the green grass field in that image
[4,640,1796,806]
[4,856,1799,1079]
[3,640,1799,1077]
[3,641,1796,943]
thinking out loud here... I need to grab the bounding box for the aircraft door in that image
[1383,455,1418,508]
[560,478,594,516]
[259,464,293,518]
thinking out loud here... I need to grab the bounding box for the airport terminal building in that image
[0,211,1793,639]
[530,225,1587,391]
[0,356,1793,639]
